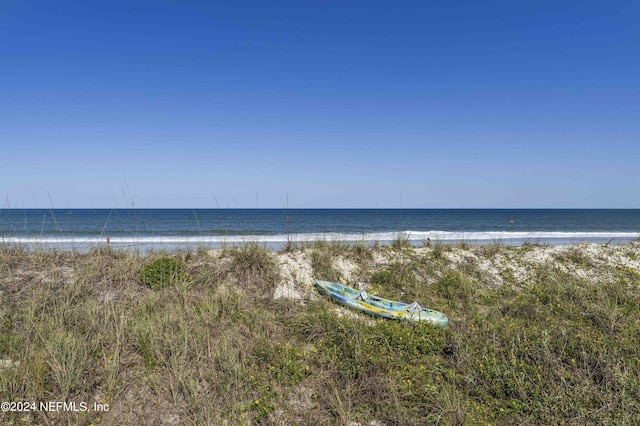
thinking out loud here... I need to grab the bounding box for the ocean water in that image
[1,209,639,252]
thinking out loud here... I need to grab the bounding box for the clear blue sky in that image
[2,0,639,208]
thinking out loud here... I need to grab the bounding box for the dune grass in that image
[0,242,639,425]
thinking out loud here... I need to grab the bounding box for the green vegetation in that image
[226,242,280,295]
[309,241,344,282]
[391,232,412,249]
[432,239,447,259]
[0,242,639,424]
[138,256,189,290]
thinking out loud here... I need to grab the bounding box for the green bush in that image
[138,257,189,290]
[370,263,418,293]
[370,269,395,286]
[437,270,476,303]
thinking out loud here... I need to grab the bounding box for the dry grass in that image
[1,242,639,425]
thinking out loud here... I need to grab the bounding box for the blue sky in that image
[2,0,639,208]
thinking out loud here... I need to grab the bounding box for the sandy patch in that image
[274,252,314,300]
[372,250,390,266]
[333,257,358,282]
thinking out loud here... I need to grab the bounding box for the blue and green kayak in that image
[315,280,448,327]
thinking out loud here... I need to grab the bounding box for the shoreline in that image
[2,232,638,254]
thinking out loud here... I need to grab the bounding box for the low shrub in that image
[437,269,476,303]
[229,243,280,293]
[138,257,189,290]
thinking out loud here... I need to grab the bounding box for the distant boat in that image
[315,280,448,327]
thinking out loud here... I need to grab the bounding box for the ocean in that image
[1,209,639,252]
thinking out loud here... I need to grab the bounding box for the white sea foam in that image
[2,230,638,252]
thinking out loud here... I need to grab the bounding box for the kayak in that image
[315,280,448,327]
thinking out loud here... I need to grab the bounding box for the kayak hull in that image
[315,280,448,327]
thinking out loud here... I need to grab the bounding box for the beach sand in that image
[270,242,640,300]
